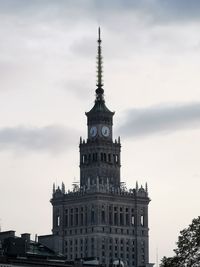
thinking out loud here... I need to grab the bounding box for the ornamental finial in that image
[96,27,104,100]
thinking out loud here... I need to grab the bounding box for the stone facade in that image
[51,186,149,267]
[40,28,151,267]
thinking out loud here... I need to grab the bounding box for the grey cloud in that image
[0,125,80,154]
[69,36,96,58]
[64,79,94,100]
[0,0,200,23]
[118,103,200,138]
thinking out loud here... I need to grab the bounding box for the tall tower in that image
[80,27,120,189]
[39,28,151,267]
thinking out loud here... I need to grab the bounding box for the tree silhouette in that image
[160,216,200,267]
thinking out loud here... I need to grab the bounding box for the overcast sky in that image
[0,0,200,264]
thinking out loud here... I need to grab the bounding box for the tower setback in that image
[39,28,151,267]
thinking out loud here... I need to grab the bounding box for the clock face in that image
[101,126,110,137]
[90,126,97,137]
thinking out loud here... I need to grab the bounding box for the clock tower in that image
[79,28,121,189]
[40,27,151,267]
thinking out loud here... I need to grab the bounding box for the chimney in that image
[21,233,31,243]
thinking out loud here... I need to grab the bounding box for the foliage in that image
[160,216,200,267]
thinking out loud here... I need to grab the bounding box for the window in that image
[92,153,97,161]
[65,209,68,227]
[109,206,112,224]
[91,206,95,224]
[101,206,105,224]
[126,208,129,226]
[70,209,73,227]
[75,208,78,226]
[113,154,119,163]
[81,213,83,226]
[120,212,123,225]
[141,215,144,226]
[116,154,119,163]
[114,207,118,225]
[131,215,135,225]
[82,154,87,164]
[85,207,88,225]
[56,215,60,227]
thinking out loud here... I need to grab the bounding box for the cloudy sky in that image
[1,0,200,264]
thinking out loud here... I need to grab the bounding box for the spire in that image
[136,181,138,191]
[95,27,104,100]
[145,182,148,193]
